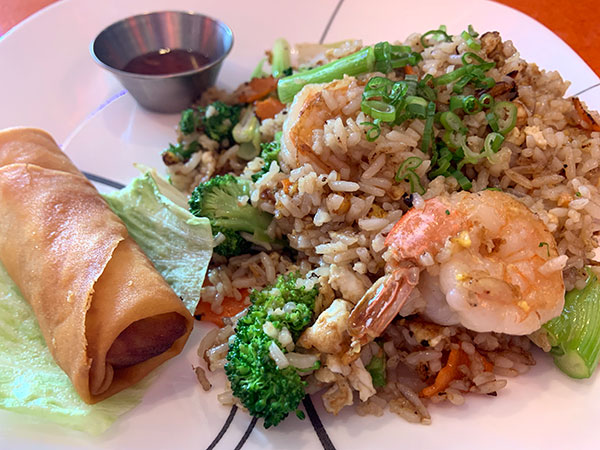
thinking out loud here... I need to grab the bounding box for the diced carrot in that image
[281,178,292,194]
[573,97,600,131]
[476,351,494,372]
[420,347,469,398]
[255,97,286,120]
[194,289,249,327]
[238,76,278,103]
[404,65,415,75]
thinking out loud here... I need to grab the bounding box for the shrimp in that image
[349,190,565,344]
[279,76,355,172]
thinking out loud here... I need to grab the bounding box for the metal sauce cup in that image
[91,11,233,113]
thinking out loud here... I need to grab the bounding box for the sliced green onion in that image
[467,25,479,38]
[486,111,499,132]
[483,132,504,160]
[462,95,482,114]
[405,96,428,118]
[439,111,467,133]
[361,100,396,122]
[451,168,472,190]
[478,93,495,109]
[544,268,600,379]
[395,156,425,194]
[417,81,437,102]
[476,76,496,90]
[388,81,409,105]
[461,52,486,65]
[459,138,483,166]
[461,30,481,51]
[394,112,411,125]
[421,101,436,153]
[361,120,382,142]
[420,28,452,48]
[449,95,465,112]
[452,74,473,94]
[442,129,459,149]
[493,101,518,135]
[364,76,392,98]
[434,66,469,86]
[373,41,392,73]
[429,147,453,178]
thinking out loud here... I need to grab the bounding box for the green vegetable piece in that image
[225,273,319,428]
[366,348,387,388]
[232,107,261,159]
[420,27,453,48]
[277,42,422,103]
[212,226,252,257]
[0,262,150,434]
[189,174,276,254]
[252,139,282,181]
[179,108,200,135]
[103,169,213,314]
[271,38,292,78]
[461,29,481,51]
[396,156,425,195]
[492,101,518,135]
[361,120,382,142]
[198,101,242,142]
[544,269,600,379]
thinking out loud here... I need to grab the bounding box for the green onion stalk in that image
[277,42,422,103]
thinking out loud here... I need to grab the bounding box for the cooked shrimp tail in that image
[348,266,420,345]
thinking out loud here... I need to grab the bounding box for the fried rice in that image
[164,29,600,423]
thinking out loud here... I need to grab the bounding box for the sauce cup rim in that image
[90,10,234,80]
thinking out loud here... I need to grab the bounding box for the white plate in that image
[1,1,599,449]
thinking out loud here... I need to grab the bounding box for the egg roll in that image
[0,127,194,404]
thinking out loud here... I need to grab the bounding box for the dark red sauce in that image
[122,48,211,75]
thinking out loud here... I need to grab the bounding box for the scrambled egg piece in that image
[298,299,352,354]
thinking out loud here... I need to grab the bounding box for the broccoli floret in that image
[225,273,319,428]
[188,174,275,255]
[175,102,242,142]
[252,139,281,181]
[199,101,242,142]
[179,108,200,135]
[212,226,252,257]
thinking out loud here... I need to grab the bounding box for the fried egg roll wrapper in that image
[0,128,194,404]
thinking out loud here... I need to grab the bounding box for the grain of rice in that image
[329,180,360,192]
[362,154,386,179]
[179,31,600,425]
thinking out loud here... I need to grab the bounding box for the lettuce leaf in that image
[0,262,149,435]
[103,170,213,314]
[0,169,213,433]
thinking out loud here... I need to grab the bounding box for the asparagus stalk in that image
[277,42,422,103]
[544,268,600,379]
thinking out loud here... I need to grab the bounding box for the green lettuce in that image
[103,169,213,314]
[0,262,150,435]
[0,168,213,433]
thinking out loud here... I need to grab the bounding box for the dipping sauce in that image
[122,48,211,75]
